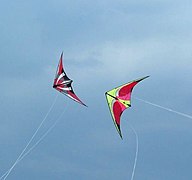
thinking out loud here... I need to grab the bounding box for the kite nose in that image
[53,85,57,88]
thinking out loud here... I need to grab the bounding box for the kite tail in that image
[134,97,192,120]
[130,125,139,180]
[1,94,58,180]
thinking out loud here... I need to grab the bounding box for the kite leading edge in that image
[105,76,149,138]
[53,52,87,106]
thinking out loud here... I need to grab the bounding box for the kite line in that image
[134,97,192,120]
[130,125,139,180]
[2,94,59,180]
[1,102,68,180]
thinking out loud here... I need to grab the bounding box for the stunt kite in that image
[53,53,87,106]
[105,76,149,138]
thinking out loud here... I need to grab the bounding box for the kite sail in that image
[105,76,149,138]
[53,53,87,106]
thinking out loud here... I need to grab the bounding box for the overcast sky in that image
[0,0,192,179]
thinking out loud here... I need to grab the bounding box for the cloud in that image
[65,37,192,81]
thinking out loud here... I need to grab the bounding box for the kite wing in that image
[105,76,149,138]
[53,53,87,106]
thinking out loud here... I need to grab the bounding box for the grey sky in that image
[0,0,192,179]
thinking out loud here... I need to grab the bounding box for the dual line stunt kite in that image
[105,76,149,138]
[53,53,87,106]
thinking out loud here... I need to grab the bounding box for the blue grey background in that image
[0,0,192,179]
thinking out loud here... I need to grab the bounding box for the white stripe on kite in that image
[57,86,71,91]
[56,72,65,84]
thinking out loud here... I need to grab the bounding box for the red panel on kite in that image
[113,101,127,127]
[53,53,87,106]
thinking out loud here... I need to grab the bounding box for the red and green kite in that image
[105,76,149,138]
